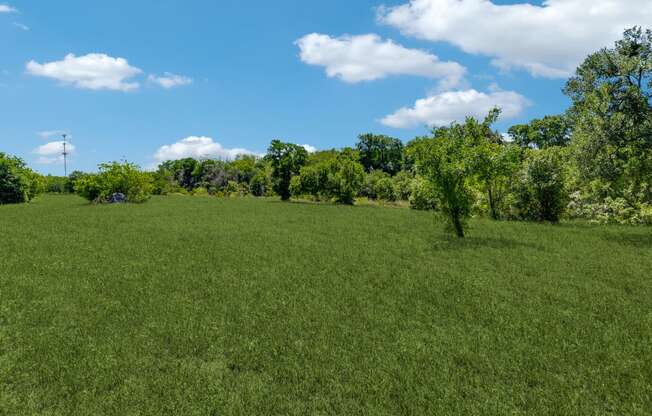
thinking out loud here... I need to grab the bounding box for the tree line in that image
[2,28,650,237]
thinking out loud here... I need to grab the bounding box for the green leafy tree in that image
[508,115,572,149]
[410,113,499,237]
[291,152,364,205]
[356,134,404,175]
[266,140,308,200]
[564,26,652,210]
[0,153,41,204]
[512,148,568,223]
[470,113,523,219]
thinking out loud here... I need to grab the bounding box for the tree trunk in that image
[488,187,497,220]
[451,212,465,238]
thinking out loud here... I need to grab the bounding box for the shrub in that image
[409,176,437,211]
[375,176,397,201]
[250,167,273,197]
[361,170,390,200]
[512,148,568,222]
[75,162,152,203]
[0,153,41,204]
[393,171,413,201]
[291,154,364,205]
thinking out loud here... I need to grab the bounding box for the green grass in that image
[1,195,651,415]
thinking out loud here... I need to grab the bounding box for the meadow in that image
[1,195,651,415]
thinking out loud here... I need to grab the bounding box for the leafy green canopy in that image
[0,152,43,204]
[356,134,404,175]
[291,151,364,205]
[266,140,309,201]
[564,26,652,208]
[74,162,152,203]
[410,111,504,237]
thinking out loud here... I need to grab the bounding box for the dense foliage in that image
[74,162,152,203]
[0,152,43,204]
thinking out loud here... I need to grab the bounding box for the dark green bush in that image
[0,153,42,204]
[512,148,568,222]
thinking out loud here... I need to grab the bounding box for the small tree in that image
[411,113,499,237]
[512,148,568,222]
[266,140,308,201]
[291,152,364,205]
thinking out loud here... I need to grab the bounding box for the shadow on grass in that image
[601,231,652,248]
[430,234,545,252]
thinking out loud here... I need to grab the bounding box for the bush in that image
[568,192,652,225]
[75,162,152,203]
[512,148,568,222]
[361,170,389,200]
[250,167,272,197]
[0,153,42,204]
[375,176,397,201]
[393,171,413,201]
[409,176,437,211]
[291,154,364,205]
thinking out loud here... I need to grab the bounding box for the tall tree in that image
[356,134,404,175]
[564,26,652,207]
[266,140,309,200]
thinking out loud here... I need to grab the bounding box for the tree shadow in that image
[429,234,545,252]
[601,231,652,248]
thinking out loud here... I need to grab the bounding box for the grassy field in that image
[1,195,651,415]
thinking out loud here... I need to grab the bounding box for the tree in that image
[512,148,568,223]
[356,134,404,175]
[410,112,499,237]
[0,153,40,204]
[564,26,652,209]
[266,140,309,200]
[291,152,364,205]
[470,111,523,220]
[508,115,572,148]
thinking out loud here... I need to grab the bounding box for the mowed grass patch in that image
[1,195,651,415]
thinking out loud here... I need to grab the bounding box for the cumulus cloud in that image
[296,33,466,87]
[26,53,142,91]
[33,141,76,164]
[154,136,260,162]
[380,88,530,129]
[13,22,29,31]
[0,4,17,13]
[148,73,193,89]
[378,0,652,78]
[300,144,317,153]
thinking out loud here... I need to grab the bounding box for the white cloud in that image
[300,144,317,153]
[13,22,29,31]
[38,130,68,139]
[295,33,466,87]
[0,4,17,13]
[148,73,193,89]
[33,141,76,164]
[380,88,530,129]
[26,53,142,91]
[378,0,652,78]
[154,136,260,162]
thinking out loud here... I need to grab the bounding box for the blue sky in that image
[1,0,649,174]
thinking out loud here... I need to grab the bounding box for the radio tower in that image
[62,134,69,177]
